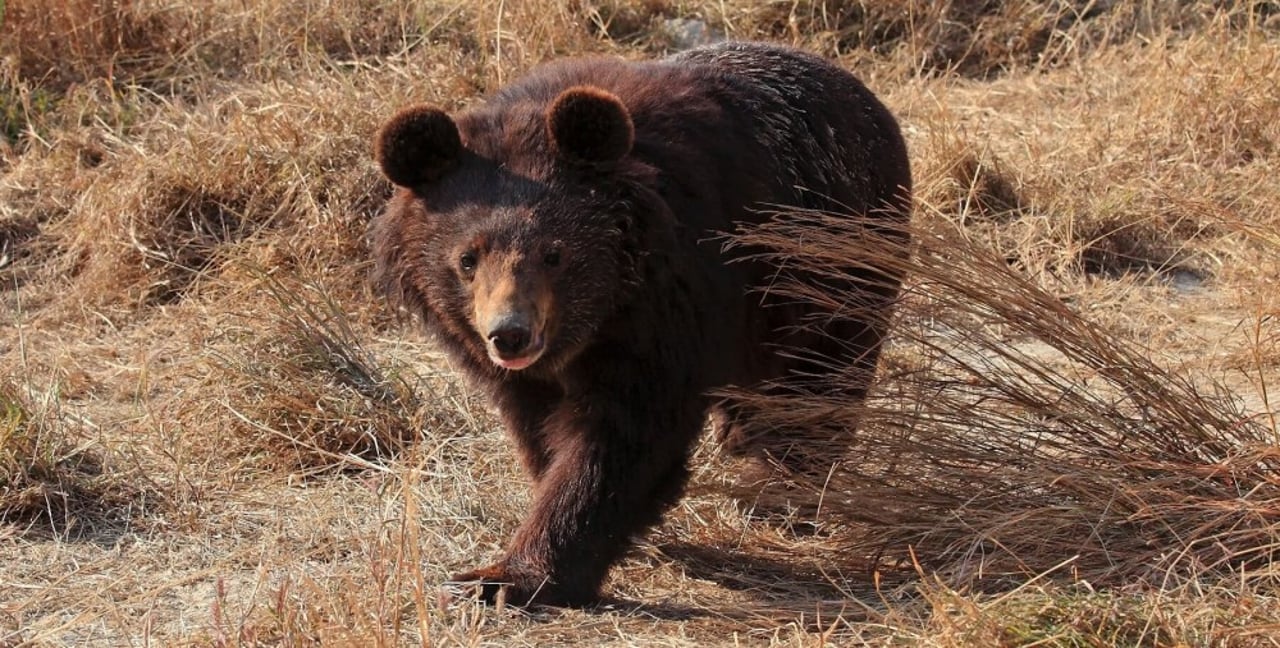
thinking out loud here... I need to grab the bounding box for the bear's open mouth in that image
[488,337,545,371]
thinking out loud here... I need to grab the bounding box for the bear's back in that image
[473,42,910,234]
[672,42,912,218]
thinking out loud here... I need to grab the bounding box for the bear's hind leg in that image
[719,314,890,479]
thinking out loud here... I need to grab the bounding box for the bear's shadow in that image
[592,540,896,627]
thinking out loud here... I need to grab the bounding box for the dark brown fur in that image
[371,42,912,606]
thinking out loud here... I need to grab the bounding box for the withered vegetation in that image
[2,1,1279,645]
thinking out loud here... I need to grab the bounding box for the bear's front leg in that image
[492,378,564,483]
[448,396,699,607]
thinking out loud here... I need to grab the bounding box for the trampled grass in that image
[2,1,1279,645]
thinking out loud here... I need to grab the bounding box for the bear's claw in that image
[442,563,544,608]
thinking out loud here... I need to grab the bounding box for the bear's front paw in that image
[442,562,544,608]
[442,561,601,608]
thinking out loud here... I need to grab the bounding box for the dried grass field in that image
[3,1,1280,645]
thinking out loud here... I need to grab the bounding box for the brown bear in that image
[371,41,911,607]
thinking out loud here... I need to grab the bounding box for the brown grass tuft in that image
[727,207,1280,588]
[1,0,458,90]
[1,0,180,89]
[0,377,143,538]
[678,0,1280,75]
[206,273,428,474]
[919,138,1028,230]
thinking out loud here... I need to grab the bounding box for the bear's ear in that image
[375,105,462,188]
[546,86,634,164]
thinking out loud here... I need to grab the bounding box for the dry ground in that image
[3,1,1280,645]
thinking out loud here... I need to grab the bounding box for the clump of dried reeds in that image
[688,0,1279,75]
[208,272,428,474]
[725,206,1280,588]
[0,0,181,89]
[0,378,140,537]
[0,0,454,91]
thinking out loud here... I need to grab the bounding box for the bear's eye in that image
[459,251,478,273]
[543,249,561,267]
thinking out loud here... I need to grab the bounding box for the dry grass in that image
[2,0,1279,645]
[0,375,146,539]
[202,272,428,474]
[729,207,1280,585]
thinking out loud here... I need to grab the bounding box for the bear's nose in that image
[488,323,532,357]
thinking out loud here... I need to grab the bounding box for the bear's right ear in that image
[375,105,462,188]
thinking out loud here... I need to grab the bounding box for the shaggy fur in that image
[371,41,912,606]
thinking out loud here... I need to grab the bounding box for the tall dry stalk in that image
[726,206,1280,587]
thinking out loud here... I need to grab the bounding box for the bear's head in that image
[374,86,655,374]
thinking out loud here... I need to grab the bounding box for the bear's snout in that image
[483,313,545,370]
[489,318,531,356]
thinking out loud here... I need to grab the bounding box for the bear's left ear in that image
[546,86,634,164]
[375,105,462,188]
